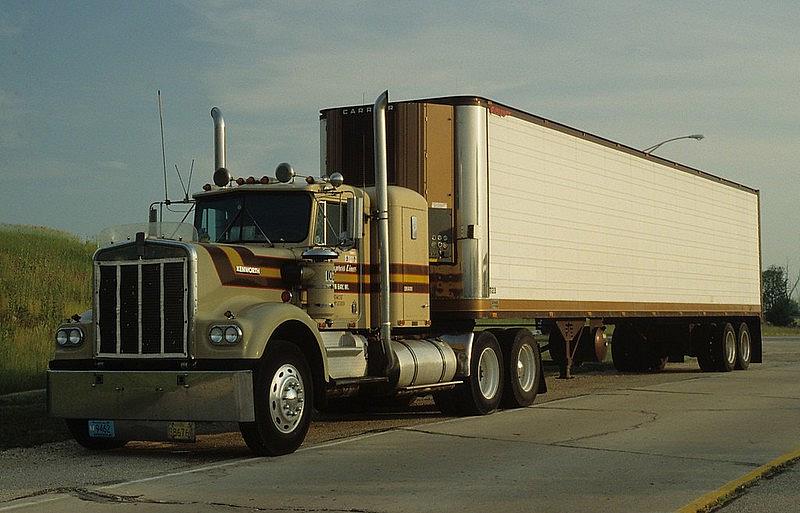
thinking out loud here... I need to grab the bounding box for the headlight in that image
[56,329,69,346]
[69,329,82,345]
[56,328,83,347]
[209,326,224,345]
[224,326,242,344]
[209,325,242,345]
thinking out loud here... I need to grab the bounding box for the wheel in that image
[432,390,462,416]
[611,324,637,372]
[714,323,737,372]
[735,322,751,370]
[693,324,716,371]
[65,419,127,450]
[612,324,667,372]
[443,331,504,416]
[697,323,737,372]
[239,340,313,456]
[499,329,542,408]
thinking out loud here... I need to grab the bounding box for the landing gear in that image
[240,340,313,456]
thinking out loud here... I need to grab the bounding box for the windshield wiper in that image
[243,205,274,247]
[215,209,242,243]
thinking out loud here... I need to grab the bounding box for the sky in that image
[1,1,798,271]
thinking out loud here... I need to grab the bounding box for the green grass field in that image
[0,225,95,395]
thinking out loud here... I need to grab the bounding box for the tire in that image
[715,323,737,372]
[240,340,313,456]
[612,324,667,372]
[65,419,127,450]
[439,331,504,416]
[735,322,751,370]
[697,323,737,372]
[499,329,542,408]
[611,324,637,372]
[432,390,462,416]
[693,324,716,371]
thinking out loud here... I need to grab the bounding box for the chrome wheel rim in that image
[724,330,737,365]
[269,364,305,433]
[477,347,500,400]
[516,343,537,393]
[739,330,751,363]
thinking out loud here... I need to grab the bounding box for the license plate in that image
[88,420,115,438]
[167,421,196,442]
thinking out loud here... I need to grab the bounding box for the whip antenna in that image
[158,90,169,203]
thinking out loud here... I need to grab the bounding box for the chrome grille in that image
[95,258,189,357]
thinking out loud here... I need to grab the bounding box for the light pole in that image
[642,134,704,155]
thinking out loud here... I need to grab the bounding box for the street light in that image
[642,134,704,155]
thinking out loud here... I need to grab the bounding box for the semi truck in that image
[48,92,762,455]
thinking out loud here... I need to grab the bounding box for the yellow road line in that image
[676,447,800,513]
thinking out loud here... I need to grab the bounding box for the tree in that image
[762,265,800,326]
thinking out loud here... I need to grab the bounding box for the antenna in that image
[186,159,195,198]
[158,90,169,203]
[175,164,188,198]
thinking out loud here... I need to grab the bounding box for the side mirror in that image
[344,196,364,242]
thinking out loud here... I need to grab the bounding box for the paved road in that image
[718,462,799,512]
[1,337,798,512]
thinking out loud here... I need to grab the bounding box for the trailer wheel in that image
[499,329,541,408]
[65,419,127,450]
[735,322,751,370]
[611,324,637,372]
[612,325,666,372]
[714,323,738,372]
[697,323,737,372]
[240,340,313,456]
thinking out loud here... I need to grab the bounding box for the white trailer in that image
[321,95,762,377]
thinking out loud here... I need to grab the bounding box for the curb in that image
[676,447,800,512]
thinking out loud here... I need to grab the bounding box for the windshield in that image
[194,193,312,243]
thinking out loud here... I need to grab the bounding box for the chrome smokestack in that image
[210,107,230,186]
[211,107,226,171]
[373,90,397,378]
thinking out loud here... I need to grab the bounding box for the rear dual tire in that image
[696,322,747,372]
[434,331,505,416]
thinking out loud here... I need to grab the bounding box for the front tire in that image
[240,340,313,456]
[65,419,127,450]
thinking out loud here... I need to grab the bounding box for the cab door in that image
[314,200,360,327]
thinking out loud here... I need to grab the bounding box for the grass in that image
[0,224,95,395]
[761,324,800,337]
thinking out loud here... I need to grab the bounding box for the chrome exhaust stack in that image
[211,107,231,186]
[373,90,398,379]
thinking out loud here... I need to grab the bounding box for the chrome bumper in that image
[47,370,255,422]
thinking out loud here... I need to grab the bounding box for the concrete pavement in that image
[2,339,799,512]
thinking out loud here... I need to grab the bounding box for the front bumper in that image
[47,370,255,422]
